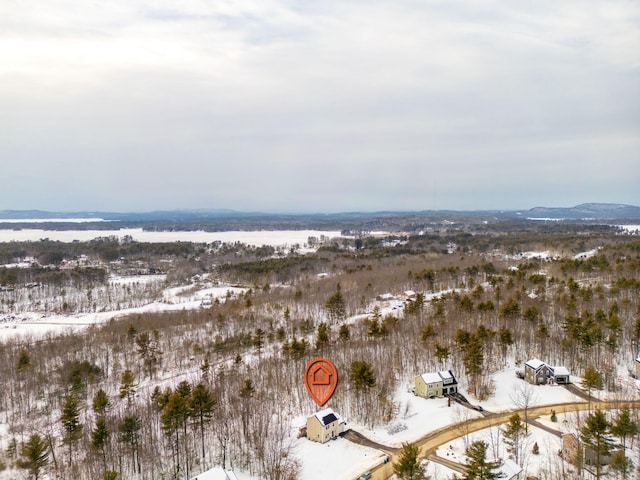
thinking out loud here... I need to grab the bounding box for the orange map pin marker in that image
[304,358,338,407]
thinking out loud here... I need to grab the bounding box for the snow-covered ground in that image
[0,282,247,341]
[509,250,557,260]
[617,225,640,233]
[434,423,563,479]
[481,367,582,412]
[275,370,594,480]
[360,389,483,447]
[292,436,385,480]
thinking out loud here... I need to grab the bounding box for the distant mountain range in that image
[0,209,262,221]
[522,203,640,220]
[1,203,639,221]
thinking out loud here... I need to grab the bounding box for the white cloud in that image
[1,0,638,211]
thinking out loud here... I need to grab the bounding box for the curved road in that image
[348,399,640,480]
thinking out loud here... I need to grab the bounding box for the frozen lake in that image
[0,228,343,246]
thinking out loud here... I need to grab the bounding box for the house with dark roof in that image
[523,358,570,384]
[306,408,346,444]
[524,358,551,385]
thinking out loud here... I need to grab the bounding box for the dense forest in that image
[0,222,639,479]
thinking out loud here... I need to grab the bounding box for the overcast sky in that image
[2,0,639,213]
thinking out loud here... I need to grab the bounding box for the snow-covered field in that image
[481,368,581,412]
[618,225,640,234]
[0,282,247,341]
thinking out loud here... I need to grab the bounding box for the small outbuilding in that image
[403,290,417,300]
[496,458,523,480]
[550,366,570,384]
[376,293,394,302]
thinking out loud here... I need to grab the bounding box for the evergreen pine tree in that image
[315,322,330,350]
[393,442,428,480]
[338,323,350,341]
[200,355,210,381]
[325,283,346,321]
[609,450,631,480]
[580,409,617,479]
[464,441,504,480]
[420,323,436,343]
[118,415,142,474]
[433,343,451,366]
[119,369,136,404]
[16,349,32,373]
[611,405,638,450]
[60,395,82,463]
[17,434,49,480]
[252,328,264,354]
[93,388,110,416]
[462,334,484,397]
[349,361,376,390]
[161,392,187,453]
[502,413,528,465]
[190,382,216,468]
[239,379,255,399]
[91,416,110,470]
[175,380,192,398]
[582,366,603,410]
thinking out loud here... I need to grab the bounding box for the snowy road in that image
[353,398,640,480]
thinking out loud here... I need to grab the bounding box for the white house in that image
[403,290,417,300]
